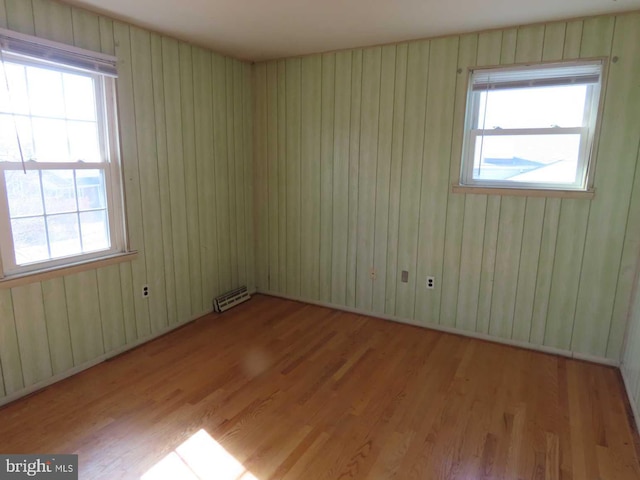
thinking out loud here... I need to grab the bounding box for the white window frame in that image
[459,59,605,192]
[0,28,127,278]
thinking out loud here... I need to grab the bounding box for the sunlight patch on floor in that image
[141,429,258,480]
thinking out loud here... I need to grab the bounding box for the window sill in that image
[451,184,595,199]
[0,251,138,289]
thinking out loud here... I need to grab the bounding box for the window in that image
[459,60,604,192]
[0,28,125,277]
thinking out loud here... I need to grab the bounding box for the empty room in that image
[0,0,640,478]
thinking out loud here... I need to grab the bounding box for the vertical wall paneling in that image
[254,63,269,290]
[572,15,639,357]
[437,33,469,329]
[285,58,302,296]
[10,284,51,387]
[0,290,20,394]
[300,55,322,300]
[150,33,178,325]
[244,61,256,292]
[225,58,239,289]
[0,0,6,28]
[71,8,100,51]
[0,0,254,404]
[96,265,127,353]
[212,53,232,294]
[394,41,429,320]
[162,37,192,320]
[234,60,248,289]
[41,279,73,375]
[114,21,151,339]
[415,36,459,326]
[4,0,34,35]
[195,47,217,309]
[371,45,396,314]
[180,44,203,313]
[346,50,363,308]
[118,262,138,342]
[98,16,115,55]
[622,257,640,416]
[266,62,280,292]
[611,135,640,359]
[319,53,336,303]
[32,0,71,43]
[64,271,104,366]
[276,60,288,294]
[253,13,640,362]
[331,52,351,305]
[355,47,381,310]
[489,197,526,339]
[131,27,168,333]
[384,44,408,316]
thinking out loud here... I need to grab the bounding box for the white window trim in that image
[459,58,606,193]
[0,29,129,280]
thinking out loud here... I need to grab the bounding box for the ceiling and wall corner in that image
[61,0,640,61]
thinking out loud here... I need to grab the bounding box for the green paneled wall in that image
[253,12,640,361]
[0,0,254,402]
[622,263,640,419]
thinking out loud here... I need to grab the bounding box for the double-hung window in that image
[0,28,126,278]
[459,60,604,192]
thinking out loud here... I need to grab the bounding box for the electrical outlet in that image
[142,284,149,298]
[426,276,435,290]
[401,270,409,283]
[369,268,377,280]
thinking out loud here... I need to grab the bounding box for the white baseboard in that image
[257,289,620,368]
[0,308,213,408]
[621,365,640,433]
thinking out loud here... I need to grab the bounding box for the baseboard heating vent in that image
[214,286,251,313]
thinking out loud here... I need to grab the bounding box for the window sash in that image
[0,162,122,275]
[461,129,591,190]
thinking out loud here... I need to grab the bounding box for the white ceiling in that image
[62,0,640,61]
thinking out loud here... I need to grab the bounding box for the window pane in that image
[477,85,588,129]
[12,216,48,264]
[42,170,77,214]
[472,134,581,184]
[32,118,69,162]
[5,170,43,217]
[80,210,109,252]
[47,213,81,259]
[0,114,35,162]
[63,74,97,121]
[68,121,101,162]
[76,169,107,210]
[27,66,66,118]
[0,63,30,115]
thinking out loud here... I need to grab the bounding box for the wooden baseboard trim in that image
[257,289,620,368]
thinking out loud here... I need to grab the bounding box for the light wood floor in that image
[0,295,638,479]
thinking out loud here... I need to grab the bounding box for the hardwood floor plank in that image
[0,295,637,480]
